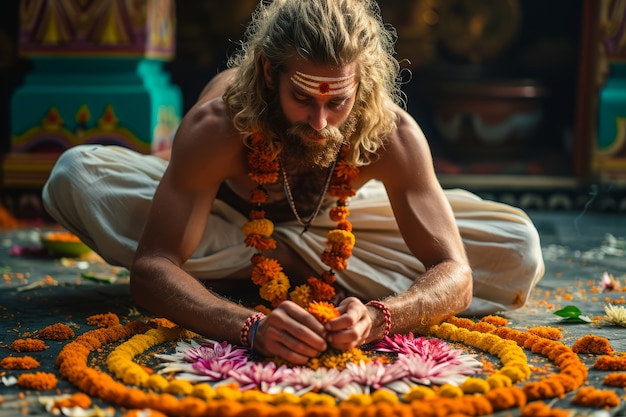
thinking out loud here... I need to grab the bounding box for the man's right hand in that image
[252,301,328,364]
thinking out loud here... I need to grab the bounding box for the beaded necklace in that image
[242,134,360,310]
[279,153,338,233]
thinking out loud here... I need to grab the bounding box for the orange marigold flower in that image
[86,312,120,328]
[321,270,336,284]
[10,338,47,352]
[333,160,359,180]
[594,355,626,371]
[308,301,340,324]
[603,372,626,387]
[244,234,277,251]
[480,315,508,327]
[321,251,349,271]
[472,322,497,333]
[308,277,336,301]
[329,206,350,222]
[572,386,620,409]
[251,257,283,285]
[52,392,92,411]
[571,334,614,355]
[330,184,357,199]
[520,401,570,417]
[249,209,266,220]
[17,372,58,390]
[250,187,268,204]
[336,219,353,231]
[39,323,75,340]
[527,326,563,341]
[260,272,290,305]
[0,356,40,370]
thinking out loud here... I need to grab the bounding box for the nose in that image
[308,105,328,131]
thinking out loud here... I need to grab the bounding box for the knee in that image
[515,218,545,283]
[43,146,95,207]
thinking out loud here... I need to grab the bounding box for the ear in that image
[260,54,274,89]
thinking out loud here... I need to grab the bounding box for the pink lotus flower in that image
[157,339,250,381]
[228,361,293,392]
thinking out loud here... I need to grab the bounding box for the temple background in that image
[1,0,625,218]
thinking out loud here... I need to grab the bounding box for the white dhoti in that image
[42,145,544,315]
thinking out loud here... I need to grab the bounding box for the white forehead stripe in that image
[291,71,357,96]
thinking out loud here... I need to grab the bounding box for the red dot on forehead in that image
[319,82,330,94]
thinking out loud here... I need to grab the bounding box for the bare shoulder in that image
[364,106,435,186]
[167,97,246,190]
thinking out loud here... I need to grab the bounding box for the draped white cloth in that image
[42,145,544,315]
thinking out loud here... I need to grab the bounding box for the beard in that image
[281,113,359,168]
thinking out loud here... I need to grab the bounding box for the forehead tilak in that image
[290,71,357,96]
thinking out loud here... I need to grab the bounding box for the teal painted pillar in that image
[593,0,626,180]
[9,0,182,161]
[597,63,626,156]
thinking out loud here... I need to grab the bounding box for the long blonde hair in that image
[223,0,402,167]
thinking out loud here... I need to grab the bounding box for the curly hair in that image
[223,0,402,167]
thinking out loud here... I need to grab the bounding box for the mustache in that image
[286,123,343,141]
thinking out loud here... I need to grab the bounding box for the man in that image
[42,0,544,365]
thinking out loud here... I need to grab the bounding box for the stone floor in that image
[1,209,626,416]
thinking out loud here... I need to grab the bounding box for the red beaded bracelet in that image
[367,300,392,338]
[240,312,265,347]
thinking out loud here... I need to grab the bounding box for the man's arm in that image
[325,109,472,347]
[130,93,329,364]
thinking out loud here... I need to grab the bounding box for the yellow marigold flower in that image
[191,383,216,401]
[486,373,513,388]
[166,379,193,395]
[307,300,340,324]
[241,390,274,403]
[289,284,312,308]
[145,374,169,392]
[300,392,336,406]
[242,219,274,237]
[271,392,301,405]
[500,364,529,382]
[461,377,490,394]
[402,386,436,402]
[343,393,373,406]
[122,366,148,386]
[215,383,242,401]
[475,334,502,351]
[259,272,290,305]
[438,384,463,398]
[327,229,355,246]
[371,389,399,404]
[251,257,283,285]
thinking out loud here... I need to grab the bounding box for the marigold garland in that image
[243,134,358,310]
[30,311,620,416]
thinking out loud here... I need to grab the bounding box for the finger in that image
[263,325,323,364]
[327,315,372,350]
